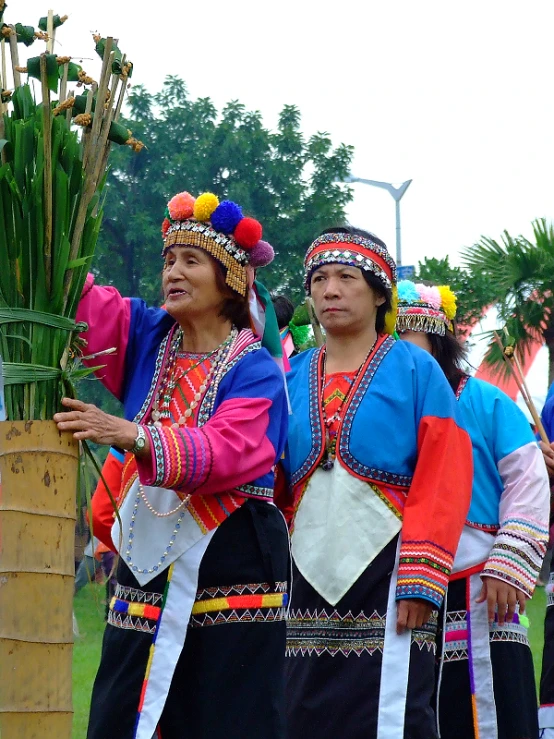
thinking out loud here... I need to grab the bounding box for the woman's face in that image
[398,330,433,354]
[310,263,385,335]
[162,246,226,323]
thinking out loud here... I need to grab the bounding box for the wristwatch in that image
[130,424,146,455]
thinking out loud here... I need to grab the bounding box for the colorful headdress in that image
[161,191,274,297]
[303,231,398,334]
[395,280,457,336]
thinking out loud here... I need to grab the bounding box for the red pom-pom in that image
[234,217,262,250]
[161,218,171,239]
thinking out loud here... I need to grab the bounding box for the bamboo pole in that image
[46,10,55,54]
[8,27,20,88]
[47,12,55,50]
[59,62,69,104]
[63,40,113,306]
[65,87,73,126]
[0,420,79,737]
[1,38,6,97]
[492,331,549,443]
[40,55,53,297]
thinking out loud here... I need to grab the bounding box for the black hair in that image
[415,279,467,384]
[427,327,467,385]
[272,295,295,330]
[319,226,393,334]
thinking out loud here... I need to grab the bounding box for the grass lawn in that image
[73,585,107,739]
[71,583,549,738]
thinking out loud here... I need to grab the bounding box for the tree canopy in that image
[462,218,554,383]
[415,256,495,328]
[93,76,355,305]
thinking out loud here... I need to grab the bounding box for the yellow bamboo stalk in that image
[0,420,79,738]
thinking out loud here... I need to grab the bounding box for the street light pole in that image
[343,175,412,266]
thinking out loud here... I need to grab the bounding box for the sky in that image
[18,0,554,271]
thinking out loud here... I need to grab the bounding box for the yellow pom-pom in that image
[384,285,398,335]
[193,192,219,222]
[437,285,457,320]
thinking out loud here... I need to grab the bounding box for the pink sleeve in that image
[76,274,131,399]
[482,441,550,596]
[136,396,276,495]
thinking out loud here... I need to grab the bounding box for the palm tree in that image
[462,218,554,385]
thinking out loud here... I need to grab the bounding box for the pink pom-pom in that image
[249,240,275,268]
[167,191,195,221]
[161,218,171,239]
[417,284,442,309]
[234,217,262,250]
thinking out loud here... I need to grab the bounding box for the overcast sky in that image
[19,0,554,270]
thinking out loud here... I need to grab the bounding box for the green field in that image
[72,584,549,738]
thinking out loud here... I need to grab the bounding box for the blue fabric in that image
[283,338,465,486]
[119,300,288,489]
[458,376,536,525]
[541,395,554,442]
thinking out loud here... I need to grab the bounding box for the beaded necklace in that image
[320,336,378,471]
[139,325,238,520]
[151,327,237,428]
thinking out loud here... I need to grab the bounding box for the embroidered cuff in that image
[137,425,212,492]
[481,519,548,598]
[395,540,454,609]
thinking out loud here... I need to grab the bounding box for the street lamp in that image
[343,175,412,266]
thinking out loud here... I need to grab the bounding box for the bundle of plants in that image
[0,9,142,420]
[0,9,142,738]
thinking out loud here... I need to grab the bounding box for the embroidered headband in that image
[161,191,275,297]
[303,231,398,335]
[303,233,397,293]
[395,280,457,336]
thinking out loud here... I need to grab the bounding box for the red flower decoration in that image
[161,218,171,239]
[234,217,262,250]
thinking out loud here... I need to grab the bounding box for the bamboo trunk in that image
[0,421,78,738]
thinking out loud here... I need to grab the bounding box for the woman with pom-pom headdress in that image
[278,226,474,739]
[54,190,290,738]
[397,280,549,739]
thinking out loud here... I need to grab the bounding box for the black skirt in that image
[285,536,439,739]
[87,499,289,739]
[436,577,538,739]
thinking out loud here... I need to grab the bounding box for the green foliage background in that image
[92,76,355,306]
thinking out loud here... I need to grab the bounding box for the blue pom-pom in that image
[210,200,243,234]
[397,280,420,303]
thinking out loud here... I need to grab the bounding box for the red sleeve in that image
[274,463,294,527]
[91,450,125,552]
[396,415,473,608]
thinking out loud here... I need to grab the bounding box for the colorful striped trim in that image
[235,482,274,500]
[443,607,530,663]
[396,539,454,608]
[191,592,287,615]
[291,348,325,486]
[286,607,437,658]
[110,597,162,621]
[482,517,548,597]
[190,580,288,628]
